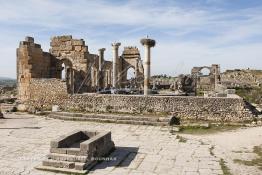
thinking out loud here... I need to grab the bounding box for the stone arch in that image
[199,67,211,76]
[119,47,144,89]
[191,64,221,91]
[191,66,212,76]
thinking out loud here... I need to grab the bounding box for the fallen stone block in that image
[52,105,60,112]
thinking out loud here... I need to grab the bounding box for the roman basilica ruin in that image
[16,35,257,124]
[17,35,153,101]
[7,34,261,174]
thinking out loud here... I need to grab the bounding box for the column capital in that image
[140,38,156,47]
[98,48,106,52]
[111,42,121,48]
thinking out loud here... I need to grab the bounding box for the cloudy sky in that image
[0,0,262,78]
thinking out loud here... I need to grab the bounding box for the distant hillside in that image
[0,76,15,80]
[221,69,262,105]
[0,77,16,87]
[221,69,262,88]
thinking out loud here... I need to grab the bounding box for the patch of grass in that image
[234,145,262,170]
[196,90,204,96]
[178,124,242,135]
[235,87,262,104]
[219,158,232,175]
[176,135,187,143]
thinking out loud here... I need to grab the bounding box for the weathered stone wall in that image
[17,37,57,101]
[28,79,68,109]
[63,95,252,122]
[26,79,254,122]
[50,35,92,93]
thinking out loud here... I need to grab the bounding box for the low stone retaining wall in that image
[65,94,253,122]
[25,78,254,122]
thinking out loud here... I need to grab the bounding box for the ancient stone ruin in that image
[17,35,149,101]
[191,64,221,91]
[221,69,262,88]
[170,74,196,95]
[170,64,221,95]
[36,130,114,174]
[16,35,257,123]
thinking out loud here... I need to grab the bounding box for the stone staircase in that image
[47,112,173,126]
[40,149,94,174]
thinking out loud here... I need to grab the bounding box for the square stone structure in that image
[36,130,115,174]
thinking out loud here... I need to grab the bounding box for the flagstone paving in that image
[0,113,258,175]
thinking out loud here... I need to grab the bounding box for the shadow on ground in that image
[91,146,139,171]
[0,127,42,129]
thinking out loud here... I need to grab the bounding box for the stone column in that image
[98,48,106,89]
[140,38,156,95]
[112,42,121,89]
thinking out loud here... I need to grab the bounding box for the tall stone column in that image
[98,48,106,89]
[98,48,106,71]
[112,42,121,89]
[140,38,156,95]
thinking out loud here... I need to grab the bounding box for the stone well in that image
[36,130,115,174]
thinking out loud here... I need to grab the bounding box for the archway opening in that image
[126,67,136,88]
[199,67,211,76]
[61,63,66,80]
[127,67,135,80]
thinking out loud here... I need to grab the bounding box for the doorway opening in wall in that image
[59,59,73,93]
[126,67,136,89]
[61,63,66,81]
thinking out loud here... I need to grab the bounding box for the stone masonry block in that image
[75,46,82,52]
[72,40,85,46]
[57,35,72,42]
[25,36,34,43]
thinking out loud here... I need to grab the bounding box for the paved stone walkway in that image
[0,113,223,175]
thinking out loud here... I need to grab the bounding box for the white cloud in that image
[0,0,262,78]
